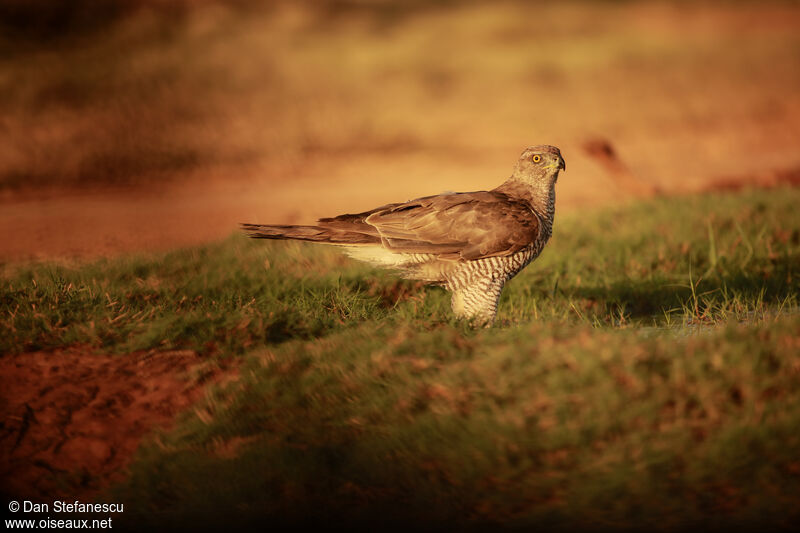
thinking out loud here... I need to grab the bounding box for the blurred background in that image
[1,0,799,259]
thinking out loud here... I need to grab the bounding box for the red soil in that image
[0,348,234,501]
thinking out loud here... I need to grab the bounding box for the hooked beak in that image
[546,156,566,172]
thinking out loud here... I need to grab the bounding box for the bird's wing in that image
[350,191,541,261]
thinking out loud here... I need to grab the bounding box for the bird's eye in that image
[532,155,541,163]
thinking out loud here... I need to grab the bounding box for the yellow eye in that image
[532,154,541,163]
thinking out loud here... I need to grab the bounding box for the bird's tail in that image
[240,223,379,245]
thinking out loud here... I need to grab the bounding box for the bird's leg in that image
[450,279,504,327]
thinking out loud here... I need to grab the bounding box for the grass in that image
[2,186,799,529]
[2,187,797,356]
[115,318,800,531]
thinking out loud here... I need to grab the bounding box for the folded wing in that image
[319,191,540,261]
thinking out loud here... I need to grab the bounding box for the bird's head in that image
[511,145,566,187]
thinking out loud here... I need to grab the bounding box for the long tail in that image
[240,223,379,245]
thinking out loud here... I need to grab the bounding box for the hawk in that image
[242,145,565,325]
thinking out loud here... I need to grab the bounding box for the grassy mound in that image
[2,186,799,530]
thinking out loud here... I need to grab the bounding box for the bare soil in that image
[0,347,234,501]
[2,147,798,264]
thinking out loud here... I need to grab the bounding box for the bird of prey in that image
[242,145,565,325]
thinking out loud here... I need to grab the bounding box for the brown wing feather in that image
[244,192,539,259]
[361,191,540,260]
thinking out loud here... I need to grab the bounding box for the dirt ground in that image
[0,347,235,501]
[2,143,799,264]
[2,2,798,263]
